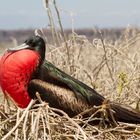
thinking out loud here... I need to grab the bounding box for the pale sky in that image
[0,0,140,30]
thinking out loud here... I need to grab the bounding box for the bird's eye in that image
[25,39,34,46]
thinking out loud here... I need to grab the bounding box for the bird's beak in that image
[7,43,30,52]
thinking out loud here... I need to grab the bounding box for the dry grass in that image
[0,99,140,140]
[1,0,140,139]
[1,27,140,139]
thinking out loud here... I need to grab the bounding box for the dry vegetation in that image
[1,0,140,139]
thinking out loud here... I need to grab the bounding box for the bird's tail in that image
[110,102,140,124]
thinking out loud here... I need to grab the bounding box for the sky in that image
[0,0,140,30]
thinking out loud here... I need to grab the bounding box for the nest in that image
[0,99,140,140]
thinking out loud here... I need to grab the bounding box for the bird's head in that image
[8,35,46,64]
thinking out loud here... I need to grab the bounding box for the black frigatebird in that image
[0,35,140,124]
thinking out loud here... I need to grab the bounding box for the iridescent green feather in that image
[42,60,105,106]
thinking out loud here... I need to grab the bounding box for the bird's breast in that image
[0,50,40,108]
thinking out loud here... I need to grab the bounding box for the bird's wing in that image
[40,60,105,106]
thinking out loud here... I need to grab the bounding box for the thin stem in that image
[99,30,114,82]
[43,0,60,46]
[53,0,70,63]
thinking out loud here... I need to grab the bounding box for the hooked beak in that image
[7,43,30,52]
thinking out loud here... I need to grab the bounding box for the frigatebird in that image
[0,35,140,124]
